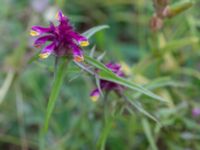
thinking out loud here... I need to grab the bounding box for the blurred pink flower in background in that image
[30,0,49,13]
[192,108,200,117]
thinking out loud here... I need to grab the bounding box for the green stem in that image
[96,94,113,150]
[40,57,67,147]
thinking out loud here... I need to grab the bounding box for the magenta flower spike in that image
[90,62,125,102]
[30,10,89,62]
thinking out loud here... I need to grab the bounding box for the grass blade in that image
[142,118,158,150]
[125,96,159,123]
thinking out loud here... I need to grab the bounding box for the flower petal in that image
[106,63,122,75]
[39,42,56,59]
[49,22,56,31]
[90,88,100,102]
[39,53,51,59]
[56,10,72,30]
[34,35,54,48]
[71,45,84,62]
[30,25,52,36]
[30,30,40,36]
[55,10,64,21]
[74,55,84,62]
[79,40,89,47]
[68,31,89,47]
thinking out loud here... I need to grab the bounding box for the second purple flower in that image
[90,62,126,101]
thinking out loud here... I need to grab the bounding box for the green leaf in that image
[0,70,15,104]
[126,97,159,123]
[85,55,113,74]
[142,118,158,150]
[168,0,193,18]
[82,25,109,39]
[100,72,166,102]
[133,77,186,99]
[95,75,104,97]
[161,36,199,53]
[177,67,200,80]
[84,55,166,102]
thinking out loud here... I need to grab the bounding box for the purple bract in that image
[30,10,89,62]
[90,62,125,101]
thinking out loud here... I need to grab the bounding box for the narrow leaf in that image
[126,97,159,123]
[142,118,158,150]
[95,75,104,97]
[82,25,109,39]
[89,45,96,57]
[84,55,166,102]
[85,55,113,75]
[168,0,193,18]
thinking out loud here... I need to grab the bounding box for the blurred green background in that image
[1,0,200,149]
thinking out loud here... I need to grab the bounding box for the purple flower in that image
[192,108,200,117]
[30,10,89,62]
[90,62,125,101]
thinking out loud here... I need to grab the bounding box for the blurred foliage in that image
[0,0,200,150]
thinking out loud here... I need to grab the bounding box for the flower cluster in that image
[30,10,89,62]
[90,62,125,101]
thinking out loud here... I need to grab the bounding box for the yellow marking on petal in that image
[55,12,59,20]
[90,95,99,102]
[30,30,39,36]
[55,11,64,20]
[74,56,84,62]
[80,41,89,47]
[39,53,50,59]
[34,44,41,48]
